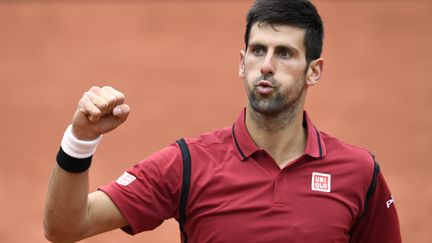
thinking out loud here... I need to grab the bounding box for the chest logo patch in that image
[116,171,136,186]
[311,172,331,192]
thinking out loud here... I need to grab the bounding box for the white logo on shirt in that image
[311,172,331,192]
[386,195,395,208]
[116,171,136,186]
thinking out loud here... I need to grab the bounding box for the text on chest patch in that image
[311,172,331,192]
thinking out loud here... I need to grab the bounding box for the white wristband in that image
[60,125,102,159]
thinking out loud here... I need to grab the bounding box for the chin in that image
[250,101,286,116]
[249,92,284,114]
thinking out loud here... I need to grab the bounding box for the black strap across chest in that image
[176,138,191,243]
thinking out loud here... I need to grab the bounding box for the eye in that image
[278,48,292,59]
[251,45,265,56]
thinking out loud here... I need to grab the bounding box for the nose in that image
[260,52,275,76]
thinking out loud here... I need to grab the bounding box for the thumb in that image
[112,104,131,124]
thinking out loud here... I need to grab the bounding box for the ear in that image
[305,58,324,86]
[239,50,246,79]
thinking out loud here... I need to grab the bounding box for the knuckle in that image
[116,93,125,102]
[104,86,123,98]
[90,86,100,92]
[94,109,102,116]
[113,94,125,104]
[89,86,101,96]
[99,99,109,110]
[79,95,91,108]
[105,94,117,105]
[83,91,91,98]
[89,107,101,117]
[102,85,113,91]
[85,91,97,101]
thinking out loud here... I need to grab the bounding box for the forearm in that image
[44,165,90,242]
[44,86,130,242]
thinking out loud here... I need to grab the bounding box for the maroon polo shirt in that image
[100,109,401,243]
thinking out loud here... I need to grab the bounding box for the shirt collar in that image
[303,110,326,158]
[231,108,326,160]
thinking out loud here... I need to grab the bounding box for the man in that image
[44,0,401,242]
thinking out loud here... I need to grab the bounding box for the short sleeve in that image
[99,143,182,235]
[349,169,401,242]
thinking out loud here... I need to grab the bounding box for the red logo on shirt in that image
[311,172,331,192]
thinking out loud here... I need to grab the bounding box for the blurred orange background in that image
[0,0,431,242]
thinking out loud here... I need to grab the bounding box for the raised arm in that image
[44,86,131,242]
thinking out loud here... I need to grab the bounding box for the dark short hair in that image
[245,0,324,64]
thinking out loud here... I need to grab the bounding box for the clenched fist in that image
[72,86,130,140]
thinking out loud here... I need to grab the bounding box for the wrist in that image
[56,125,102,173]
[61,125,102,158]
[71,125,100,141]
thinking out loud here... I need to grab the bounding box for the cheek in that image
[243,64,261,85]
[242,77,254,94]
[278,61,307,80]
[244,55,262,71]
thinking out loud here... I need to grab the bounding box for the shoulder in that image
[319,131,378,188]
[177,126,237,172]
[184,126,232,151]
[321,131,375,164]
[133,126,232,171]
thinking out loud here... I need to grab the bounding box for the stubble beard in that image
[246,75,306,131]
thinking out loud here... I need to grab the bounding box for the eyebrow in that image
[248,42,299,55]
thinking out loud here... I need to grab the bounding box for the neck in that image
[245,103,307,168]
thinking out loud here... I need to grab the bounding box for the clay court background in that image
[1,0,431,242]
